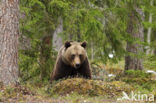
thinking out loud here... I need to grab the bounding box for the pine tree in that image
[125,2,144,70]
[0,0,19,85]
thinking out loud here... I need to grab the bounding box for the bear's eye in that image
[79,54,83,58]
[71,54,75,59]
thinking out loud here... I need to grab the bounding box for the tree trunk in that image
[77,23,81,42]
[146,0,153,55]
[52,17,63,51]
[40,34,52,80]
[0,0,19,85]
[125,8,144,70]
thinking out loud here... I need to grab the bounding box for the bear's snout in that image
[75,63,80,68]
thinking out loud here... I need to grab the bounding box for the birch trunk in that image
[0,0,19,85]
[146,0,153,55]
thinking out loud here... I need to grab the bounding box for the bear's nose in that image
[75,64,80,68]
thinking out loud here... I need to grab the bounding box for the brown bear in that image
[50,41,91,82]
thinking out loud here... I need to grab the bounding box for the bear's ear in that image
[81,41,87,48]
[65,41,71,48]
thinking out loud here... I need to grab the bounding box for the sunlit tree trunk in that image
[0,0,19,85]
[91,42,94,61]
[125,8,144,70]
[146,0,153,55]
[52,17,63,51]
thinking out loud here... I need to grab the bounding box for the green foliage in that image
[125,70,151,78]
[48,0,69,17]
[19,0,156,81]
[19,40,41,81]
[144,54,156,71]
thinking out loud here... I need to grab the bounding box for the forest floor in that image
[0,60,156,103]
[0,83,146,103]
[1,74,155,103]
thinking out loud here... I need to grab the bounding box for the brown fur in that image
[50,41,91,82]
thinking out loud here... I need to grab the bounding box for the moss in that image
[0,85,34,102]
[50,78,133,97]
[116,70,156,92]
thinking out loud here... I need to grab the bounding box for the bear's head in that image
[62,41,87,69]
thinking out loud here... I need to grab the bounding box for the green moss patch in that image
[50,78,133,97]
[115,70,156,92]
